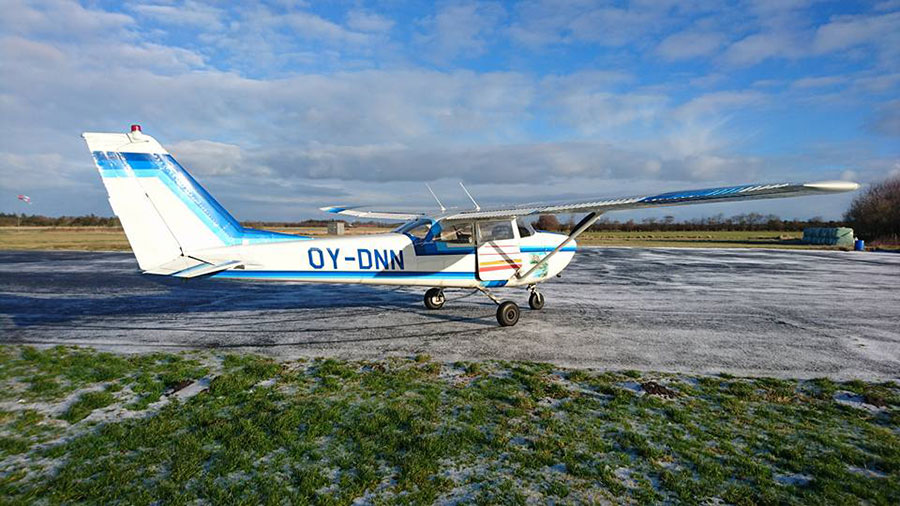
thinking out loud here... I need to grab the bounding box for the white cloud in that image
[790,75,848,89]
[416,2,506,61]
[131,2,225,30]
[346,10,394,33]
[722,32,803,66]
[0,0,134,40]
[673,91,765,121]
[812,11,900,54]
[167,140,248,176]
[657,31,724,60]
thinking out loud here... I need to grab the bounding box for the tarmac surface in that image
[1,248,898,380]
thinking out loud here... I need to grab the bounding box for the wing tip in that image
[803,180,861,192]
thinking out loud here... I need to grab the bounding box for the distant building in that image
[327,221,345,235]
[803,227,854,247]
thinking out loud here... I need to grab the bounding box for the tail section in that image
[83,126,299,272]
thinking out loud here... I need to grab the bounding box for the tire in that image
[424,288,445,310]
[496,301,520,327]
[528,291,545,310]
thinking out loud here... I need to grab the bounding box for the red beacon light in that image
[128,124,145,140]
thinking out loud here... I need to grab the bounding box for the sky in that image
[1,0,899,222]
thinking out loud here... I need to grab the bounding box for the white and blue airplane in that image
[83,126,859,326]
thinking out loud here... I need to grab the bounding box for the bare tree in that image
[845,176,900,243]
[534,214,561,231]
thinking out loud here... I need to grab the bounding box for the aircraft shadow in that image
[0,276,496,330]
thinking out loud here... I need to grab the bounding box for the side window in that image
[436,223,474,247]
[517,220,534,238]
[477,220,515,243]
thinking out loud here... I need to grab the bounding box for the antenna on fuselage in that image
[459,182,481,211]
[425,183,446,213]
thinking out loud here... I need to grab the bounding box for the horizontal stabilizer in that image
[173,260,243,279]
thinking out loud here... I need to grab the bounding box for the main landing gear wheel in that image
[528,291,545,310]
[424,288,445,310]
[496,301,520,327]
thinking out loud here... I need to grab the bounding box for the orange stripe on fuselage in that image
[478,263,522,272]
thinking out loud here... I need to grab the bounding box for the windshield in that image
[394,218,433,240]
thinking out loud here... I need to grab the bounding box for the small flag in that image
[17,194,31,204]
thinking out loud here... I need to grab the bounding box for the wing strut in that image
[459,182,481,211]
[516,212,601,280]
[426,183,446,212]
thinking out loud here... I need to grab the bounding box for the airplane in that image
[82,125,860,326]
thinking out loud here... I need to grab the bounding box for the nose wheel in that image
[423,288,445,310]
[528,289,545,310]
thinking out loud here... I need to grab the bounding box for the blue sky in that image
[1,0,898,221]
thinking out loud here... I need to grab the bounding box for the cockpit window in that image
[395,219,432,240]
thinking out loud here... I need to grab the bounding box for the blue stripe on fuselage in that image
[211,270,475,280]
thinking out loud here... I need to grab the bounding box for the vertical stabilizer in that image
[83,126,245,270]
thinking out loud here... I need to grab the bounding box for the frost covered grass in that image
[1,345,898,504]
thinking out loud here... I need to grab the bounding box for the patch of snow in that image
[833,391,883,412]
[614,467,637,489]
[548,463,566,473]
[775,473,812,486]
[617,381,644,395]
[254,378,276,389]
[173,377,212,400]
[848,466,888,478]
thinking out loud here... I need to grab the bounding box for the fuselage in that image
[194,221,576,288]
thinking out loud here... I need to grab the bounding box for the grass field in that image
[0,226,392,251]
[1,345,897,504]
[0,226,846,251]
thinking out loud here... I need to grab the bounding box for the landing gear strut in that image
[423,288,445,310]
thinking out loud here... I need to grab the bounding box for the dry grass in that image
[0,226,392,251]
[0,227,132,251]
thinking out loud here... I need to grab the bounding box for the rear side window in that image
[477,221,515,243]
[517,220,535,238]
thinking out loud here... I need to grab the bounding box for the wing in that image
[320,206,425,221]
[440,181,859,221]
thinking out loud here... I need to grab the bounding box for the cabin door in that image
[475,219,522,281]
